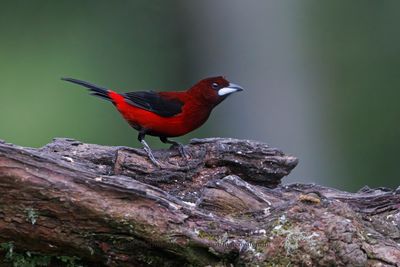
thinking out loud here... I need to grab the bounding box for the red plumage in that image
[62,76,243,165]
[110,90,205,137]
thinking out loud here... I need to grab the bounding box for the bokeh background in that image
[1,0,399,191]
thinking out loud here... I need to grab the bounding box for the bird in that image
[62,76,243,166]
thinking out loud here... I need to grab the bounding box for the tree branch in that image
[0,138,399,266]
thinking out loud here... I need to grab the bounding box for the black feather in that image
[90,92,111,101]
[123,91,183,117]
[61,77,111,101]
[62,77,184,116]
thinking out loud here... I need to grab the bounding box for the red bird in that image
[62,76,243,165]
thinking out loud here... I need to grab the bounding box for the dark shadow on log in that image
[0,138,399,266]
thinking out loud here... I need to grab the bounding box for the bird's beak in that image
[218,83,244,96]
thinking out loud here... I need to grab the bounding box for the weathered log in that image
[0,138,399,266]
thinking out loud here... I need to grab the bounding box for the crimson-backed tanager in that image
[62,76,243,166]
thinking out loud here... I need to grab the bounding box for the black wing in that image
[123,91,183,117]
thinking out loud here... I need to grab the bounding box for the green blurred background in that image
[1,0,399,191]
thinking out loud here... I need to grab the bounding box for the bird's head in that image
[189,76,244,106]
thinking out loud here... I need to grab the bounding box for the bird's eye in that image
[211,82,219,89]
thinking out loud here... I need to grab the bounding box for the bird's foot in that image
[144,146,161,167]
[140,140,161,167]
[174,143,189,160]
[160,137,190,160]
[114,145,161,168]
[167,142,189,160]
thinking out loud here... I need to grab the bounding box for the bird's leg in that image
[138,132,160,167]
[160,137,189,159]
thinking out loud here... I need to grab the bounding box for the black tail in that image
[61,77,112,101]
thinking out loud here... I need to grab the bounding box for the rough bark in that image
[0,138,399,266]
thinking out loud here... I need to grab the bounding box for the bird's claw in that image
[144,146,161,167]
[148,155,161,167]
[161,137,190,160]
[168,142,189,160]
[140,139,161,167]
[177,144,189,159]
